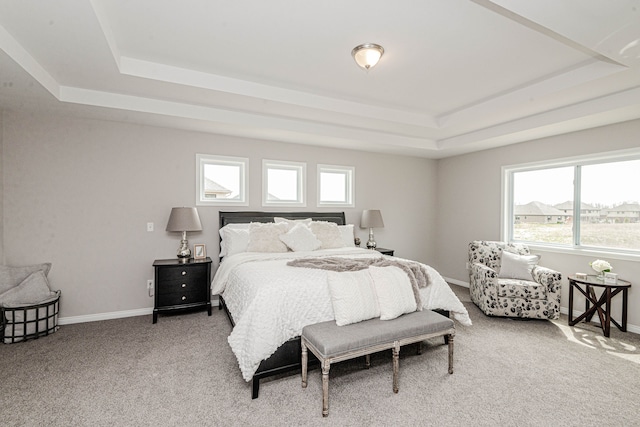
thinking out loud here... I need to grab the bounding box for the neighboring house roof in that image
[204,178,231,195]
[515,201,567,216]
[553,201,597,211]
[607,203,640,212]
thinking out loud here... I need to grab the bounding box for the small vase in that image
[597,271,606,280]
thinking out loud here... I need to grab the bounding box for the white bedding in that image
[211,247,471,381]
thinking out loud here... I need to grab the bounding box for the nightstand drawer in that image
[157,265,207,282]
[157,288,207,307]
[157,279,205,295]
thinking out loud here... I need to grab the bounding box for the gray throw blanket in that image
[287,257,431,310]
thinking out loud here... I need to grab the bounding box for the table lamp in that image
[360,209,384,249]
[166,207,202,261]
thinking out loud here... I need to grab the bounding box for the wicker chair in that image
[468,240,561,319]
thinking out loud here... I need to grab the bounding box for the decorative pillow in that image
[0,263,52,295]
[369,266,417,320]
[327,270,380,326]
[219,223,250,257]
[498,250,540,281]
[0,270,53,306]
[247,222,289,253]
[309,221,345,249]
[274,217,312,231]
[279,223,322,252]
[338,224,356,247]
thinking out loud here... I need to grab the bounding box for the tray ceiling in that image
[1,0,639,158]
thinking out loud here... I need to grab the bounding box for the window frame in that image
[502,148,640,260]
[196,154,249,206]
[262,159,306,207]
[317,164,355,208]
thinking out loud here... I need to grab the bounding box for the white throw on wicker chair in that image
[468,240,561,319]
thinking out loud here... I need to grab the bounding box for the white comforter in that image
[211,247,471,381]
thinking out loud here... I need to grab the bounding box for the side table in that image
[375,248,394,256]
[567,274,631,337]
[152,257,212,324]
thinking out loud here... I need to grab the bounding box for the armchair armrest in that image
[470,262,498,283]
[531,266,562,295]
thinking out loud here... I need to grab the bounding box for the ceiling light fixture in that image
[351,43,384,71]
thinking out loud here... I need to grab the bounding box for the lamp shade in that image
[166,207,202,232]
[360,210,384,228]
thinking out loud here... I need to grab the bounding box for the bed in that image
[212,211,471,399]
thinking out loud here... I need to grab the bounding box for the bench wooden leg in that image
[365,354,370,368]
[322,360,330,417]
[448,334,454,374]
[392,342,400,393]
[301,341,308,388]
[417,341,422,355]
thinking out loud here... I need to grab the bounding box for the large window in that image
[504,151,640,254]
[196,154,248,206]
[317,165,355,207]
[262,160,306,207]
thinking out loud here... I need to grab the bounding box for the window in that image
[317,165,355,207]
[503,150,640,255]
[262,160,306,207]
[196,154,248,206]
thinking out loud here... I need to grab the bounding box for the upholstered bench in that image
[301,310,455,417]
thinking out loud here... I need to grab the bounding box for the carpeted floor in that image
[2,285,640,427]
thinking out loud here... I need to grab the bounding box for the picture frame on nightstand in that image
[194,244,206,260]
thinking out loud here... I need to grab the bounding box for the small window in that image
[262,160,306,207]
[318,165,354,207]
[196,154,248,206]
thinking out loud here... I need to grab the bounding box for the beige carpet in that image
[2,285,639,426]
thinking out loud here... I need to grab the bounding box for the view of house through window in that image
[196,154,248,206]
[508,156,640,253]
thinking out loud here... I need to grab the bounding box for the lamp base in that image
[366,228,377,249]
[177,237,191,260]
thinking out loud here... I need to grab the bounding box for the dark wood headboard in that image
[219,211,346,228]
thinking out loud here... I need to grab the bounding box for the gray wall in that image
[1,110,436,319]
[435,119,640,330]
[0,109,4,263]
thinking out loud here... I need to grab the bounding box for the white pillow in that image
[219,223,250,257]
[338,224,356,247]
[247,222,289,253]
[498,250,540,280]
[309,221,345,249]
[327,269,380,326]
[274,217,312,231]
[0,270,53,306]
[369,266,417,320]
[279,223,322,252]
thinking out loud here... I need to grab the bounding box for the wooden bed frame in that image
[217,211,346,399]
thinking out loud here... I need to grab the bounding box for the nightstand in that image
[152,257,212,324]
[375,247,394,256]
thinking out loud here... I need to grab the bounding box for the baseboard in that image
[443,277,469,288]
[59,300,221,325]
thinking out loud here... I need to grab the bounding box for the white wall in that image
[1,110,436,320]
[435,119,640,330]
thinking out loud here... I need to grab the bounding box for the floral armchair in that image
[468,241,562,319]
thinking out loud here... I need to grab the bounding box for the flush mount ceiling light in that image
[351,43,384,71]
